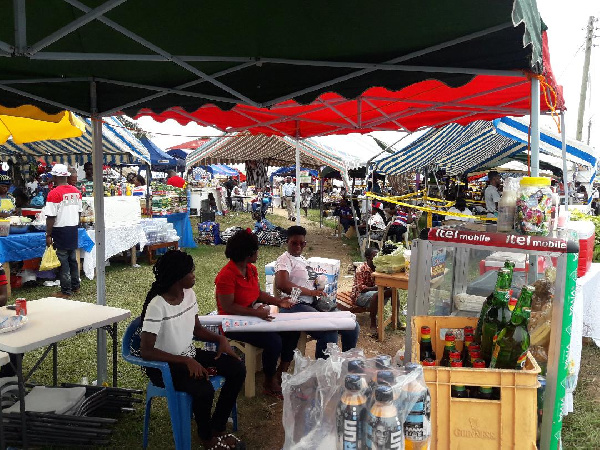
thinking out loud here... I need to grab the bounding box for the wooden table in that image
[145,240,179,264]
[372,271,409,342]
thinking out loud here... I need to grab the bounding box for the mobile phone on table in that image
[5,305,15,310]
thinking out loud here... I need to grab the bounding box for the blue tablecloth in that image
[0,228,95,263]
[152,212,196,248]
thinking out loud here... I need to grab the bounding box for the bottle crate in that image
[411,315,540,449]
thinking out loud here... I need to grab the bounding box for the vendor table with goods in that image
[372,271,409,342]
[407,227,576,449]
[0,297,131,448]
[0,229,94,296]
[151,212,195,248]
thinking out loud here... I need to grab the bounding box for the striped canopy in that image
[374,119,598,177]
[185,133,363,175]
[0,116,151,166]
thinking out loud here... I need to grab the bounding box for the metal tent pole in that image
[320,172,324,228]
[530,78,540,176]
[561,112,569,211]
[295,123,301,223]
[90,81,108,385]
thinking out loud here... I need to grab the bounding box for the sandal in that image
[263,387,284,400]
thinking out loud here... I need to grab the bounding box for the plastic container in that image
[515,177,553,236]
[567,220,596,277]
[0,220,9,236]
[497,177,518,232]
[411,316,540,449]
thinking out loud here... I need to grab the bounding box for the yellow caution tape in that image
[365,192,497,222]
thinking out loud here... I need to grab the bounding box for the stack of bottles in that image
[140,218,179,244]
[282,348,431,450]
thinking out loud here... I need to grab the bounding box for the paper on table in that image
[199,311,357,332]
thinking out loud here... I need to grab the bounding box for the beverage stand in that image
[405,227,578,449]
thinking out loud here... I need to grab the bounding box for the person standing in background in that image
[166,169,186,189]
[77,162,94,197]
[44,164,83,298]
[300,183,313,217]
[67,168,78,187]
[484,170,501,216]
[282,176,296,221]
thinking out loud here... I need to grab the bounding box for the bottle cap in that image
[469,344,480,353]
[404,362,419,373]
[464,326,474,334]
[374,385,394,403]
[470,351,481,359]
[375,355,392,369]
[464,334,474,343]
[473,359,486,368]
[376,370,395,386]
[347,359,366,374]
[509,298,518,306]
[450,361,463,368]
[345,374,362,391]
[421,326,431,335]
[444,333,455,342]
[449,351,461,360]
[422,358,436,366]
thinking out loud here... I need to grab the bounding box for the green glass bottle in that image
[490,285,534,370]
[475,268,512,343]
[481,286,512,364]
[439,332,456,367]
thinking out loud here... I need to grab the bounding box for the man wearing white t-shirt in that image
[44,164,82,298]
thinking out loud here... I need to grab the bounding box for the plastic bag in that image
[282,345,428,449]
[40,245,61,271]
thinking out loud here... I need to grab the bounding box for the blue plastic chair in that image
[122,317,238,450]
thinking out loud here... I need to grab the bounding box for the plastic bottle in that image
[403,369,431,450]
[366,385,403,450]
[337,374,368,450]
[497,177,518,232]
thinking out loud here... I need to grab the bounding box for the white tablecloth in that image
[199,311,357,332]
[83,224,147,279]
[564,263,600,415]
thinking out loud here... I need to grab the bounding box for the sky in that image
[135,1,600,155]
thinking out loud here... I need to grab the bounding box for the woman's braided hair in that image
[141,250,194,322]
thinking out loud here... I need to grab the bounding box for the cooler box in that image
[568,220,595,277]
[479,252,545,275]
[307,257,340,298]
[265,262,276,294]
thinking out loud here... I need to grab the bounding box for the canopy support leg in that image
[295,124,301,223]
[530,78,540,177]
[90,81,108,385]
[319,174,323,228]
[561,112,569,211]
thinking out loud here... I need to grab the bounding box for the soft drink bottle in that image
[337,374,368,450]
[366,385,402,450]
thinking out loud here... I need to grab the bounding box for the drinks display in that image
[490,285,534,370]
[419,326,436,362]
[366,385,403,450]
[439,332,456,367]
[337,375,367,450]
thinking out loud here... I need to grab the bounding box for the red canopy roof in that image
[166,138,210,150]
[137,33,564,139]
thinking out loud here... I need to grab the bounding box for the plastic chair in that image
[122,317,238,450]
[367,221,392,250]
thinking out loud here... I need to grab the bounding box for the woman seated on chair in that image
[215,229,296,399]
[140,250,246,450]
[275,226,360,359]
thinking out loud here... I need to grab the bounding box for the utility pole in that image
[576,16,596,141]
[587,118,593,146]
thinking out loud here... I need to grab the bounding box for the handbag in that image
[40,245,61,271]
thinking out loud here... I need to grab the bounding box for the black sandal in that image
[206,434,245,450]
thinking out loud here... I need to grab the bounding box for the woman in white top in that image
[140,250,246,450]
[445,197,474,222]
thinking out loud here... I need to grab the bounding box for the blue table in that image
[0,229,95,263]
[152,212,196,248]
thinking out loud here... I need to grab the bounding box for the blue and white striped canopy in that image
[0,116,150,166]
[374,118,598,177]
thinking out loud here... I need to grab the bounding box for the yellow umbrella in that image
[0,105,85,144]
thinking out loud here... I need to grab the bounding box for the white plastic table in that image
[0,297,130,448]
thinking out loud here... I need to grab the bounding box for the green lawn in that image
[4,210,598,448]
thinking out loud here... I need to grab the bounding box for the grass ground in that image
[3,208,597,448]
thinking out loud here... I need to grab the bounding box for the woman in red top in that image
[215,229,296,399]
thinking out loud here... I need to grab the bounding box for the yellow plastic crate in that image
[411,316,540,449]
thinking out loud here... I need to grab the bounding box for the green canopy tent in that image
[0,2,566,446]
